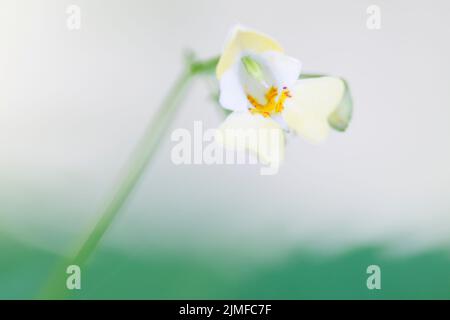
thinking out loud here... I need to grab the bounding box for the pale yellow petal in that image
[216,26,284,80]
[283,77,345,143]
[216,112,285,165]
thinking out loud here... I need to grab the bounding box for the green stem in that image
[39,57,217,299]
[75,71,193,264]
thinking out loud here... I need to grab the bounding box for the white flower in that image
[215,25,346,166]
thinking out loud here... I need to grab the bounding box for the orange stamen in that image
[247,86,291,117]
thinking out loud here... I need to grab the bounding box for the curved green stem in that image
[77,73,193,260]
[39,56,217,299]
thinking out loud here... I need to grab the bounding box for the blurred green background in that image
[2,232,450,299]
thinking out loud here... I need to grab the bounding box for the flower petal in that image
[257,51,302,89]
[216,111,285,165]
[219,64,249,112]
[216,25,284,80]
[282,77,345,143]
[219,51,302,112]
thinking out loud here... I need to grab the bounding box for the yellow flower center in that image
[247,86,291,117]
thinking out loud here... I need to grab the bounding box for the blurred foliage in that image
[1,233,449,299]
